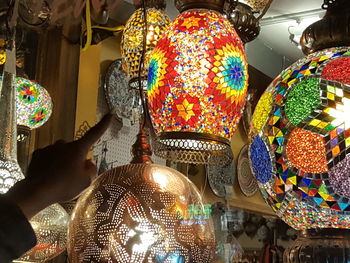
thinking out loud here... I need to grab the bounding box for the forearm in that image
[4,178,52,220]
[0,195,37,262]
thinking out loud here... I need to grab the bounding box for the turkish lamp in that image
[121,0,171,91]
[248,0,350,231]
[148,0,248,165]
[0,50,24,194]
[14,204,69,262]
[0,76,53,142]
[68,128,216,262]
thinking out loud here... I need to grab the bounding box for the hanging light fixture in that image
[148,0,248,165]
[121,0,171,90]
[14,204,69,262]
[248,0,350,234]
[223,0,273,43]
[68,2,215,261]
[15,77,52,130]
[0,48,25,193]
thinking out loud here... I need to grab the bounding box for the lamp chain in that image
[137,0,148,129]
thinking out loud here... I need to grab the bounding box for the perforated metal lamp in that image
[68,128,215,262]
[147,0,248,165]
[121,0,171,91]
[248,0,350,231]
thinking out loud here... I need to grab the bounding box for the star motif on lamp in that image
[174,96,201,124]
[181,16,201,29]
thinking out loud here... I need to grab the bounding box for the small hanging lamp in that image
[15,77,52,130]
[14,204,69,262]
[121,0,171,91]
[148,0,248,165]
[223,0,273,43]
[0,47,24,193]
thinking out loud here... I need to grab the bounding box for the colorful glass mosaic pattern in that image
[249,136,273,184]
[251,91,273,136]
[121,8,171,85]
[248,47,350,230]
[15,77,52,129]
[148,10,248,139]
[285,78,321,126]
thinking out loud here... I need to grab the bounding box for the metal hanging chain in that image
[137,0,149,130]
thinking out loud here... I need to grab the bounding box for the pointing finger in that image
[75,114,113,154]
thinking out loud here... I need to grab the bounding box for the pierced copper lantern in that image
[148,0,248,165]
[121,0,171,90]
[68,129,215,262]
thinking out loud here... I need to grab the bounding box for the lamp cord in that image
[137,0,149,130]
[82,0,92,51]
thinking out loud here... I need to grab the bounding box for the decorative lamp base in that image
[175,0,225,13]
[153,131,233,165]
[224,2,260,43]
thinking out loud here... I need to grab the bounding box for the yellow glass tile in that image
[317,121,329,129]
[327,92,335,100]
[345,137,350,147]
[309,119,322,126]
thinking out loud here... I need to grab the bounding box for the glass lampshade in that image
[14,204,69,262]
[15,77,52,129]
[0,76,52,130]
[248,46,350,230]
[121,8,171,90]
[147,9,248,165]
[68,163,215,262]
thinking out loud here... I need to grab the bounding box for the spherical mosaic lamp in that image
[248,0,350,231]
[147,3,248,165]
[121,0,171,90]
[14,204,69,262]
[249,46,350,230]
[15,77,52,130]
[68,130,215,262]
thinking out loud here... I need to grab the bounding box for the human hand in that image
[5,114,112,219]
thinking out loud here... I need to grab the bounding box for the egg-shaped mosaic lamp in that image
[121,0,171,91]
[68,130,215,262]
[14,204,69,262]
[248,0,350,231]
[147,4,248,165]
[0,57,24,193]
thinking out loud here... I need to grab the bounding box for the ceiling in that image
[259,0,325,61]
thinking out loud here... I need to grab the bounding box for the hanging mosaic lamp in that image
[121,0,171,90]
[248,0,350,231]
[68,129,215,262]
[15,77,52,129]
[0,76,52,130]
[148,0,248,165]
[14,204,69,262]
[0,51,24,193]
